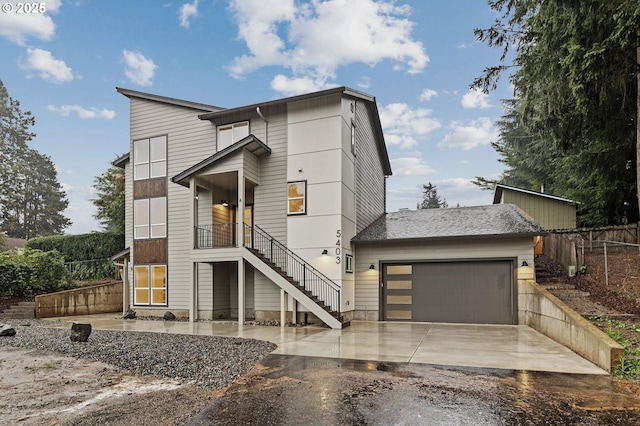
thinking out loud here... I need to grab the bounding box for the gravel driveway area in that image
[0,319,276,425]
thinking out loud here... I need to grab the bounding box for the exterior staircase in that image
[535,265,590,302]
[1,301,35,319]
[244,224,349,329]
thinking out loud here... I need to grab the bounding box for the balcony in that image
[195,223,237,248]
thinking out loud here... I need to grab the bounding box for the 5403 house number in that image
[335,230,341,264]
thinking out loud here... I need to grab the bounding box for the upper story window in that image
[134,136,167,180]
[217,121,249,151]
[287,181,306,215]
[134,197,166,239]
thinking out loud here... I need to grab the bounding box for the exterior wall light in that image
[369,264,375,270]
[220,200,229,207]
[321,249,328,255]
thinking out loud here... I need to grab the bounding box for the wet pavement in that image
[189,354,640,425]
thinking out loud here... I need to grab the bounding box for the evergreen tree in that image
[92,158,125,234]
[418,182,448,209]
[0,80,71,238]
[473,0,639,226]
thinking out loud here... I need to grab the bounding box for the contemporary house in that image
[115,87,544,329]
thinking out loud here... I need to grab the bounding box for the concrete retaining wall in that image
[35,282,123,319]
[518,279,623,372]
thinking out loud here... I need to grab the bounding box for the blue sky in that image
[0,0,514,234]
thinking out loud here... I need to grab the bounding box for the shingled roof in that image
[352,204,546,244]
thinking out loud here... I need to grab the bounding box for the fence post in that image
[604,241,608,287]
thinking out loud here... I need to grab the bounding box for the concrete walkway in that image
[41,314,606,375]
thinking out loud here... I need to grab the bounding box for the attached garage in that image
[351,204,546,324]
[381,259,515,324]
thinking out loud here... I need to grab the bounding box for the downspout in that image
[256,106,268,144]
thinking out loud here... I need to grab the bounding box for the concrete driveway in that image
[42,314,605,375]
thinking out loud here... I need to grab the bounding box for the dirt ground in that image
[3,252,640,424]
[0,346,213,425]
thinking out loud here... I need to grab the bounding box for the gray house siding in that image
[354,101,386,233]
[252,111,288,312]
[129,97,215,312]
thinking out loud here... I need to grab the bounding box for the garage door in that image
[382,260,515,324]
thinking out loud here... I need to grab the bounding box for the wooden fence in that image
[543,223,640,273]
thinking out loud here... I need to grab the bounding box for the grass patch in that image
[589,315,640,378]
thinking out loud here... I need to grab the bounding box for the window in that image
[134,136,166,180]
[134,197,166,239]
[287,181,306,215]
[217,121,249,151]
[134,265,167,305]
[350,120,356,155]
[345,254,353,273]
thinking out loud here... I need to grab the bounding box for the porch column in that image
[280,289,286,327]
[122,257,129,315]
[190,178,197,249]
[189,262,198,322]
[291,298,297,324]
[237,168,245,247]
[238,259,245,325]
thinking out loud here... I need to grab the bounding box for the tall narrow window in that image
[217,121,249,151]
[351,120,356,155]
[134,136,166,180]
[134,199,150,239]
[287,181,306,215]
[134,266,150,304]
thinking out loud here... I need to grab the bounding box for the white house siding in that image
[354,102,386,234]
[353,237,534,320]
[287,94,344,299]
[340,97,357,313]
[253,111,288,311]
[129,97,216,312]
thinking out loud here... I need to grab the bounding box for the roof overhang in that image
[113,153,130,169]
[352,231,548,245]
[493,184,579,205]
[171,134,271,187]
[116,87,224,112]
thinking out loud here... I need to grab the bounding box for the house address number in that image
[335,230,341,264]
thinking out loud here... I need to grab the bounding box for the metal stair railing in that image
[245,224,341,314]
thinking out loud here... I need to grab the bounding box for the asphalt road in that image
[189,354,640,425]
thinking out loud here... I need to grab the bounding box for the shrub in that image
[26,232,124,262]
[0,249,69,297]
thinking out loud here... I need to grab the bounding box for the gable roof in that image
[493,184,578,205]
[198,86,392,176]
[116,87,224,112]
[352,204,546,244]
[112,152,130,169]
[172,134,270,187]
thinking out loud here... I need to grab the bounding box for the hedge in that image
[26,232,125,262]
[0,249,70,297]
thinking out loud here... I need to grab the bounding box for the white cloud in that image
[270,74,335,96]
[48,104,116,119]
[228,0,428,95]
[419,88,437,102]
[179,0,199,28]
[389,157,434,176]
[437,117,498,151]
[461,88,491,109]
[122,50,157,86]
[379,103,441,149]
[357,76,371,89]
[0,0,61,45]
[19,48,73,83]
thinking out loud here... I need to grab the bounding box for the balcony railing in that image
[195,223,237,248]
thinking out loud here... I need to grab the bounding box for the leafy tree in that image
[418,182,448,209]
[92,157,125,234]
[473,0,639,226]
[0,79,71,238]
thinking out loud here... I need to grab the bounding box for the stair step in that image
[540,283,576,291]
[550,289,590,299]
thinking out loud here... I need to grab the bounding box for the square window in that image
[287,181,306,215]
